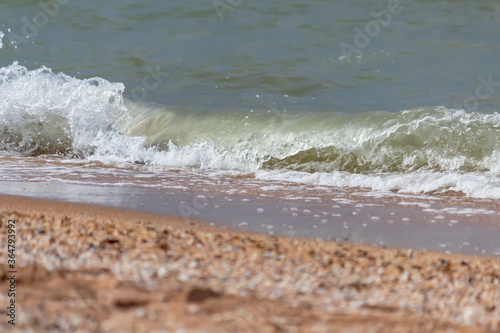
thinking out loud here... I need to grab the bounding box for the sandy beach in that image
[3,1,500,332]
[1,194,499,332]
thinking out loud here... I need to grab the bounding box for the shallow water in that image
[1,157,500,257]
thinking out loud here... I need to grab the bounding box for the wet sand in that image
[1,194,499,332]
[1,156,500,257]
[2,178,500,257]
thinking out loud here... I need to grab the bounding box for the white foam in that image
[0,63,244,170]
[398,202,431,208]
[0,31,4,49]
[0,62,127,155]
[255,169,500,199]
[425,207,498,216]
[3,62,500,200]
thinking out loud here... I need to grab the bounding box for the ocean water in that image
[1,0,500,197]
[1,0,500,254]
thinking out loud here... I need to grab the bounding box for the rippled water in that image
[1,0,500,112]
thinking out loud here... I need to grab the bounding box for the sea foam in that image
[2,62,500,199]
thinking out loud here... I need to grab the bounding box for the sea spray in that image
[1,62,500,198]
[0,62,128,156]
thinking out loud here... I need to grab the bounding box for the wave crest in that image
[1,63,500,178]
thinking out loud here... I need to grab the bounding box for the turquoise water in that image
[1,0,500,199]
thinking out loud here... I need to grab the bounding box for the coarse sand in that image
[0,194,499,332]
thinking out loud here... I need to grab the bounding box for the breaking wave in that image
[2,62,500,198]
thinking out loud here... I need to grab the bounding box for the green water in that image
[1,0,500,113]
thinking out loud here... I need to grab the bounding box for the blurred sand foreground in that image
[0,194,499,332]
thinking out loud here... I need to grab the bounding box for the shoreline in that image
[2,177,500,257]
[1,194,499,332]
